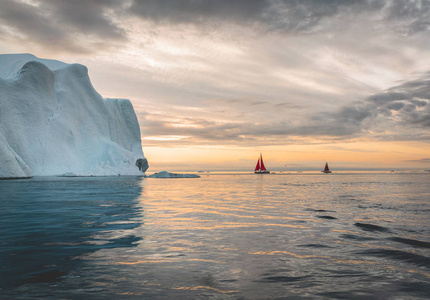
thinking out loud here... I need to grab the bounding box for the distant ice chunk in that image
[58,172,79,177]
[147,171,200,178]
[0,53,148,178]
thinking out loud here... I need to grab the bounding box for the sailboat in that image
[322,162,332,173]
[255,153,270,174]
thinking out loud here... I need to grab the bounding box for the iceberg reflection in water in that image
[0,177,143,293]
[0,173,429,299]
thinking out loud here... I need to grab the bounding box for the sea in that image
[0,172,429,299]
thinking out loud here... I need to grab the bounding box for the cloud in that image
[139,69,430,146]
[139,108,353,148]
[384,0,430,35]
[262,0,378,33]
[0,1,65,44]
[369,74,430,128]
[306,71,430,139]
[128,0,430,35]
[404,158,430,163]
[39,0,126,40]
[129,0,269,25]
[1,0,429,56]
[0,0,126,53]
[204,98,303,110]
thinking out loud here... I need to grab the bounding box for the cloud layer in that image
[2,1,430,52]
[137,72,430,147]
[1,0,430,151]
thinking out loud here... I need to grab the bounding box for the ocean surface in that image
[0,172,429,299]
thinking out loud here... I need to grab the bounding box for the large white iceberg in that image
[0,53,148,178]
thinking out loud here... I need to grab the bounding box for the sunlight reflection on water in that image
[0,173,429,299]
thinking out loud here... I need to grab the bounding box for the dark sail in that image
[255,153,270,173]
[324,162,329,172]
[255,158,260,172]
[323,162,332,173]
[260,154,267,171]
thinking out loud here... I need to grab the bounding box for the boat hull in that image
[255,171,270,174]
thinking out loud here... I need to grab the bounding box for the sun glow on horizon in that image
[142,140,430,172]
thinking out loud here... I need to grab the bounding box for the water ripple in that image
[354,222,390,232]
[1,173,429,299]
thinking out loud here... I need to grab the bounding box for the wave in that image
[389,237,430,249]
[322,269,368,278]
[297,244,333,248]
[357,249,430,267]
[258,275,312,283]
[316,215,337,220]
[304,208,335,212]
[354,222,390,232]
[340,234,376,241]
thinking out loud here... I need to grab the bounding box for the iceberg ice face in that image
[0,54,147,178]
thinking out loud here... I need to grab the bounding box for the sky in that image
[1,0,430,171]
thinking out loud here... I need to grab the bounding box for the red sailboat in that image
[322,162,332,173]
[255,153,270,174]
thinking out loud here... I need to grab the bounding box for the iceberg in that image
[0,54,148,178]
[147,171,200,178]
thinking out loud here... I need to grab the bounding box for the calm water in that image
[0,173,429,299]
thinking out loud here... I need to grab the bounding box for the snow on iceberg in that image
[147,171,200,178]
[0,53,148,178]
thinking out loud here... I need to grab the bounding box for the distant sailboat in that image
[322,162,332,173]
[255,153,270,174]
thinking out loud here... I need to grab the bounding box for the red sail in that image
[255,158,260,171]
[260,154,267,171]
[324,162,329,172]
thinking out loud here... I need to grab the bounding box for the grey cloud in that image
[275,103,302,109]
[205,98,302,111]
[140,70,430,146]
[39,0,126,40]
[370,92,408,105]
[2,0,428,54]
[331,105,374,125]
[411,99,428,107]
[0,0,126,53]
[140,112,251,144]
[322,73,430,136]
[385,0,430,35]
[405,111,430,127]
[129,0,429,35]
[128,0,355,30]
[140,108,365,147]
[129,0,269,25]
[324,72,430,136]
[128,0,355,33]
[0,0,65,44]
[261,0,379,33]
[386,102,404,111]
[372,75,430,128]
[404,158,430,163]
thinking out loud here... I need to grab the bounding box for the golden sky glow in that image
[143,140,430,171]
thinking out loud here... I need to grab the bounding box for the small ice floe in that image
[58,172,79,177]
[147,171,200,178]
